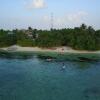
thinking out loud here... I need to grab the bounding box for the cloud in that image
[54,11,88,28]
[27,0,47,9]
[42,11,88,29]
[43,15,50,21]
[66,11,88,22]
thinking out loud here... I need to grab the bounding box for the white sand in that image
[1,45,100,54]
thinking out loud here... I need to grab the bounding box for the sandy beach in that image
[0,45,100,54]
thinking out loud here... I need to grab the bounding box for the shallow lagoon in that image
[0,52,100,100]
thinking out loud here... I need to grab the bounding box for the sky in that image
[0,0,100,30]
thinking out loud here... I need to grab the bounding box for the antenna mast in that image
[51,13,54,30]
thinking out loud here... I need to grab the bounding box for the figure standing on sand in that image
[60,47,64,55]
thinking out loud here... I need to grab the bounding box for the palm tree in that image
[80,24,87,30]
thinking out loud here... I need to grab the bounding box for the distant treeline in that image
[0,24,100,51]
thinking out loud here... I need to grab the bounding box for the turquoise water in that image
[0,55,100,100]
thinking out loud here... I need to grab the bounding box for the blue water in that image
[0,56,100,100]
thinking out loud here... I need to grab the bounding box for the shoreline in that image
[0,45,100,54]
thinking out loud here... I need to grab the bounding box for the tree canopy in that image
[0,24,100,51]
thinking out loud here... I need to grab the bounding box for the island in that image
[0,24,100,53]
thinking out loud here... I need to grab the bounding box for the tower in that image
[51,13,54,30]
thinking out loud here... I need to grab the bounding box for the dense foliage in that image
[0,24,100,51]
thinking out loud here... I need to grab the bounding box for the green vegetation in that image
[0,24,100,51]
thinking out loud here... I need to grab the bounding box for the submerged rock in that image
[83,87,100,98]
[78,57,99,62]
